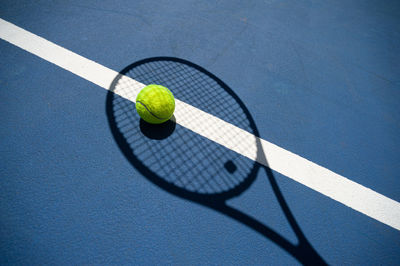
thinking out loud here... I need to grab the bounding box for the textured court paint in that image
[0,18,121,90]
[1,18,399,231]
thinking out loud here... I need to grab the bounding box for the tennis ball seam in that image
[136,101,169,120]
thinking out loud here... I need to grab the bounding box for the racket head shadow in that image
[106,57,261,203]
[106,57,326,265]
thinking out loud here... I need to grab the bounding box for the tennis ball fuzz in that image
[135,84,175,124]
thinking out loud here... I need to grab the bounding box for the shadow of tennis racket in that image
[106,57,326,265]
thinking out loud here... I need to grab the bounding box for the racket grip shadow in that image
[214,203,327,266]
[210,164,327,266]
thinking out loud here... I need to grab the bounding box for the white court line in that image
[1,18,399,231]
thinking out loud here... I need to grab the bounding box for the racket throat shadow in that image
[209,202,327,265]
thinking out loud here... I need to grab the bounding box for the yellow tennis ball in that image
[135,84,175,124]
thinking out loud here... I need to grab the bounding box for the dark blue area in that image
[1,0,399,265]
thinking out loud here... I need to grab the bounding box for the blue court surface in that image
[1,1,399,265]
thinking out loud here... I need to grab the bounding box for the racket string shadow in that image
[106,57,327,265]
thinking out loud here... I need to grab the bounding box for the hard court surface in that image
[1,1,399,265]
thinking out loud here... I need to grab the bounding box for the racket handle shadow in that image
[210,165,327,266]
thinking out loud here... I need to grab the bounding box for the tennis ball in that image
[135,84,175,124]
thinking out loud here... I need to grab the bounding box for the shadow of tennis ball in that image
[139,115,176,140]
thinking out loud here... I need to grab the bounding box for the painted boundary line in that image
[1,18,399,231]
